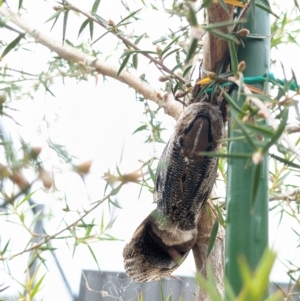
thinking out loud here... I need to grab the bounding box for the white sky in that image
[0,1,300,300]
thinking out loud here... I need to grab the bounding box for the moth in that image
[123,101,224,282]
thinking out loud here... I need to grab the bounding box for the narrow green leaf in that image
[196,266,223,301]
[45,9,64,23]
[170,62,182,74]
[91,0,101,13]
[243,123,274,138]
[147,164,155,183]
[237,71,243,101]
[132,53,138,69]
[224,279,237,301]
[262,108,288,153]
[251,248,277,300]
[160,281,165,301]
[185,38,198,62]
[100,210,105,231]
[293,0,300,11]
[263,292,284,301]
[255,3,279,18]
[93,13,108,25]
[251,162,262,207]
[30,274,46,299]
[50,16,62,31]
[186,3,198,26]
[270,154,300,169]
[0,239,10,255]
[17,190,38,208]
[116,54,131,77]
[206,28,239,44]
[0,33,25,60]
[259,0,271,8]
[182,65,193,78]
[217,0,229,14]
[204,19,245,30]
[215,205,225,227]
[89,20,94,40]
[18,0,23,10]
[108,198,122,209]
[134,33,145,45]
[162,48,180,61]
[228,40,238,75]
[132,124,147,134]
[116,165,122,177]
[62,9,69,44]
[201,0,213,8]
[207,220,219,256]
[116,9,142,26]
[87,244,101,271]
[42,82,55,97]
[237,255,253,289]
[201,151,252,159]
[222,89,245,114]
[120,50,156,57]
[232,112,258,151]
[250,0,256,20]
[78,19,90,37]
[39,246,57,251]
[160,36,180,54]
[110,184,122,196]
[160,45,171,58]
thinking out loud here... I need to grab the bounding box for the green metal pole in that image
[225,4,270,296]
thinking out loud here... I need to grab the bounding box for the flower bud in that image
[10,172,29,190]
[252,151,263,164]
[175,91,187,98]
[236,28,250,37]
[208,72,216,80]
[39,169,53,189]
[53,5,63,11]
[242,115,250,123]
[158,75,169,82]
[108,19,115,26]
[30,147,42,160]
[257,110,266,119]
[75,160,92,174]
[0,93,7,105]
[238,61,246,72]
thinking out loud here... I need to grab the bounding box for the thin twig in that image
[269,187,300,201]
[65,1,186,85]
[0,191,113,261]
[0,6,183,119]
[286,124,300,134]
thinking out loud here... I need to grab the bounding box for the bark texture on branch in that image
[202,4,234,77]
[193,4,234,301]
[0,7,184,120]
[193,206,225,300]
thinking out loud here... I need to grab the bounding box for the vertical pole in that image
[225,4,270,296]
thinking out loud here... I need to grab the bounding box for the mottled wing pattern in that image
[123,102,224,282]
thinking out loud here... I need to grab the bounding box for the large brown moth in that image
[123,101,224,282]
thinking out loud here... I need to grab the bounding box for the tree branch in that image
[65,1,187,85]
[0,7,183,119]
[286,124,300,134]
[193,3,233,300]
[270,187,300,201]
[193,202,225,301]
